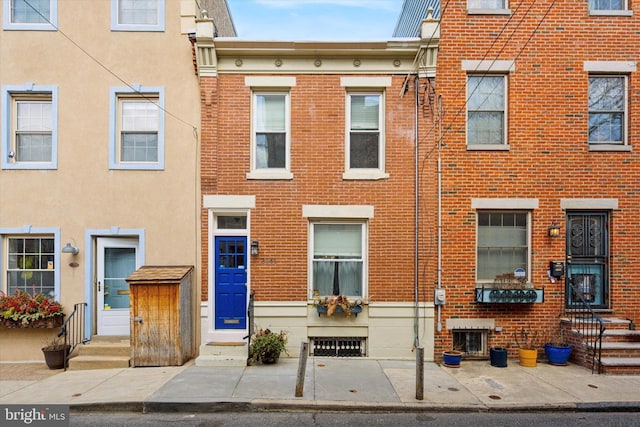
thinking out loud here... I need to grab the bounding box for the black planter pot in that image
[42,345,71,370]
[490,347,508,367]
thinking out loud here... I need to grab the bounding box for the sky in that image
[226,0,404,41]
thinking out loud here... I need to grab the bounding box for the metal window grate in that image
[311,337,366,357]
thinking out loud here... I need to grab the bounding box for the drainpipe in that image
[414,74,420,349]
[437,94,443,333]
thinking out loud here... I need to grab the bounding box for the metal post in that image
[295,341,309,397]
[416,346,424,400]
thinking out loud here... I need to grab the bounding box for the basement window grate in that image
[311,337,366,357]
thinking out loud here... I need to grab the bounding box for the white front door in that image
[97,237,139,336]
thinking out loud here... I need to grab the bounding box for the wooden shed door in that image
[215,236,247,330]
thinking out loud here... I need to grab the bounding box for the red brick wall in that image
[432,0,640,354]
[201,74,434,304]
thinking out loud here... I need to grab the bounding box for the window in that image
[109,86,164,170]
[6,237,55,297]
[467,75,506,145]
[589,0,627,11]
[111,0,164,31]
[588,76,625,144]
[476,212,529,283]
[468,0,507,8]
[453,330,488,357]
[566,212,609,309]
[3,0,57,30]
[250,92,290,177]
[346,93,385,173]
[2,85,58,170]
[311,223,365,298]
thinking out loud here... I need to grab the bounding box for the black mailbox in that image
[549,261,565,278]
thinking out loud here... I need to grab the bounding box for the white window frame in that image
[1,84,58,170]
[309,221,367,299]
[467,0,511,15]
[247,90,292,180]
[588,0,632,16]
[587,75,628,149]
[0,226,61,299]
[111,0,165,32]
[109,86,164,170]
[466,74,508,149]
[3,0,57,30]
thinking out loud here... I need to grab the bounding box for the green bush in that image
[249,328,288,364]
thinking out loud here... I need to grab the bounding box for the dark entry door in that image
[215,236,247,329]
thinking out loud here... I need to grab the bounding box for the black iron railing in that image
[244,291,255,364]
[565,282,605,374]
[57,302,88,371]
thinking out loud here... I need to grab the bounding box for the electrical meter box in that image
[549,261,565,278]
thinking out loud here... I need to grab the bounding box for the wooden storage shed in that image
[127,265,195,367]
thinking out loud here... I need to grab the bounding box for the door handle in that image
[133,316,143,324]
[97,281,101,292]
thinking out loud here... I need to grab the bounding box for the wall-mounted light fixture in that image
[548,221,561,237]
[251,240,259,256]
[62,242,79,255]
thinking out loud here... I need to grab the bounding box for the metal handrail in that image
[566,282,605,374]
[57,302,88,371]
[243,291,255,365]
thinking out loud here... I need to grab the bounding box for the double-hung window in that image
[109,86,164,170]
[252,92,289,172]
[467,0,510,14]
[588,0,630,14]
[311,223,365,298]
[2,84,58,170]
[476,211,530,284]
[3,0,57,30]
[588,76,625,145]
[111,0,165,31]
[467,75,506,146]
[347,93,383,169]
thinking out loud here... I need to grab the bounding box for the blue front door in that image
[215,236,247,329]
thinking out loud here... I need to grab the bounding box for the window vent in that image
[311,337,366,357]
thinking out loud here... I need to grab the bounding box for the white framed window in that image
[467,0,510,14]
[3,0,57,30]
[109,86,164,170]
[589,0,631,14]
[467,75,507,147]
[111,0,165,32]
[1,227,61,299]
[2,84,58,170]
[588,75,626,145]
[476,211,530,284]
[310,222,366,298]
[248,91,292,179]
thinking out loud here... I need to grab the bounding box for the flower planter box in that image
[316,304,363,317]
[1,316,64,329]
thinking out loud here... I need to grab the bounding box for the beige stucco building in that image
[0,0,233,362]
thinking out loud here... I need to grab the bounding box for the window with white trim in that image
[109,87,164,170]
[588,75,626,144]
[589,0,627,11]
[111,0,164,31]
[476,211,530,284]
[6,236,55,297]
[3,0,57,30]
[346,93,384,173]
[311,223,366,298]
[2,85,57,170]
[467,75,506,145]
[251,92,289,173]
[468,0,507,8]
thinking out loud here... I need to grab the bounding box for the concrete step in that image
[195,342,248,367]
[599,357,640,375]
[67,355,130,370]
[74,341,130,357]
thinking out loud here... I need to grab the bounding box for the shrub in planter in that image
[0,290,64,327]
[248,328,288,365]
[42,337,71,370]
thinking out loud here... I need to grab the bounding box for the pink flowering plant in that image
[0,290,64,326]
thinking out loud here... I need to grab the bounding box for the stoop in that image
[195,342,248,367]
[67,335,131,370]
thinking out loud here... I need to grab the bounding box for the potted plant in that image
[41,336,71,370]
[543,331,573,366]
[0,290,64,328]
[248,328,288,365]
[442,345,463,368]
[514,328,540,367]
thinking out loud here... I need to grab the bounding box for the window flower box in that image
[0,290,64,328]
[314,295,364,317]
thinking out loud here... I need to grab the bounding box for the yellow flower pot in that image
[518,348,538,367]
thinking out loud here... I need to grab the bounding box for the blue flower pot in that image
[544,344,572,366]
[490,347,508,367]
[442,351,462,367]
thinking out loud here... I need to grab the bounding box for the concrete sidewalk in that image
[2,358,640,413]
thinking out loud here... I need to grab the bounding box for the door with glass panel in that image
[97,238,139,335]
[214,236,247,330]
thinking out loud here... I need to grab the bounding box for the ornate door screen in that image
[566,212,609,309]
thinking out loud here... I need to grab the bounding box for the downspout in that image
[437,94,443,333]
[414,75,420,349]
